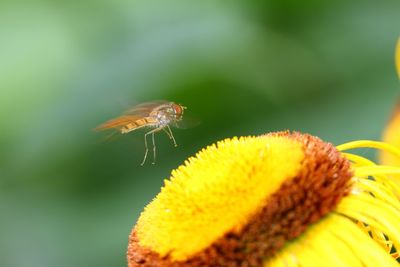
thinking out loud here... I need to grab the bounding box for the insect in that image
[96,101,186,165]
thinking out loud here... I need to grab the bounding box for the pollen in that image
[127,131,353,266]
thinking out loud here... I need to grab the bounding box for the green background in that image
[1,1,399,266]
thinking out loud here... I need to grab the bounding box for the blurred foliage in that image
[1,0,399,266]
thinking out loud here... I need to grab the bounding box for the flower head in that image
[381,102,400,169]
[380,37,400,181]
[396,37,400,78]
[127,131,400,266]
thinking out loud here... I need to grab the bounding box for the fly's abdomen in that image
[121,117,157,134]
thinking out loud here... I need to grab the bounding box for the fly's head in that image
[170,103,186,121]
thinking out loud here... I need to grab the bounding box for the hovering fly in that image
[96,101,186,165]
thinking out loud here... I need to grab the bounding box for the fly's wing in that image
[95,101,168,133]
[123,100,169,115]
[94,115,143,132]
[174,115,201,129]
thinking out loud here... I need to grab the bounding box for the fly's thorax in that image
[152,112,171,127]
[151,105,178,124]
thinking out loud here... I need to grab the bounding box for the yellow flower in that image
[396,37,400,78]
[381,103,400,169]
[380,38,400,182]
[127,131,400,267]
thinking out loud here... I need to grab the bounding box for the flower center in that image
[128,131,353,266]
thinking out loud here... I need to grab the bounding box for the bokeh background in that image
[1,1,399,266]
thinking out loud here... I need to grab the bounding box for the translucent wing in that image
[95,101,168,132]
[174,115,201,129]
[123,100,169,116]
[95,115,143,131]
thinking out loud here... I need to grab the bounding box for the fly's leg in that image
[141,127,164,166]
[162,128,173,140]
[166,125,177,147]
[140,132,149,166]
[151,131,156,164]
[161,126,177,147]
